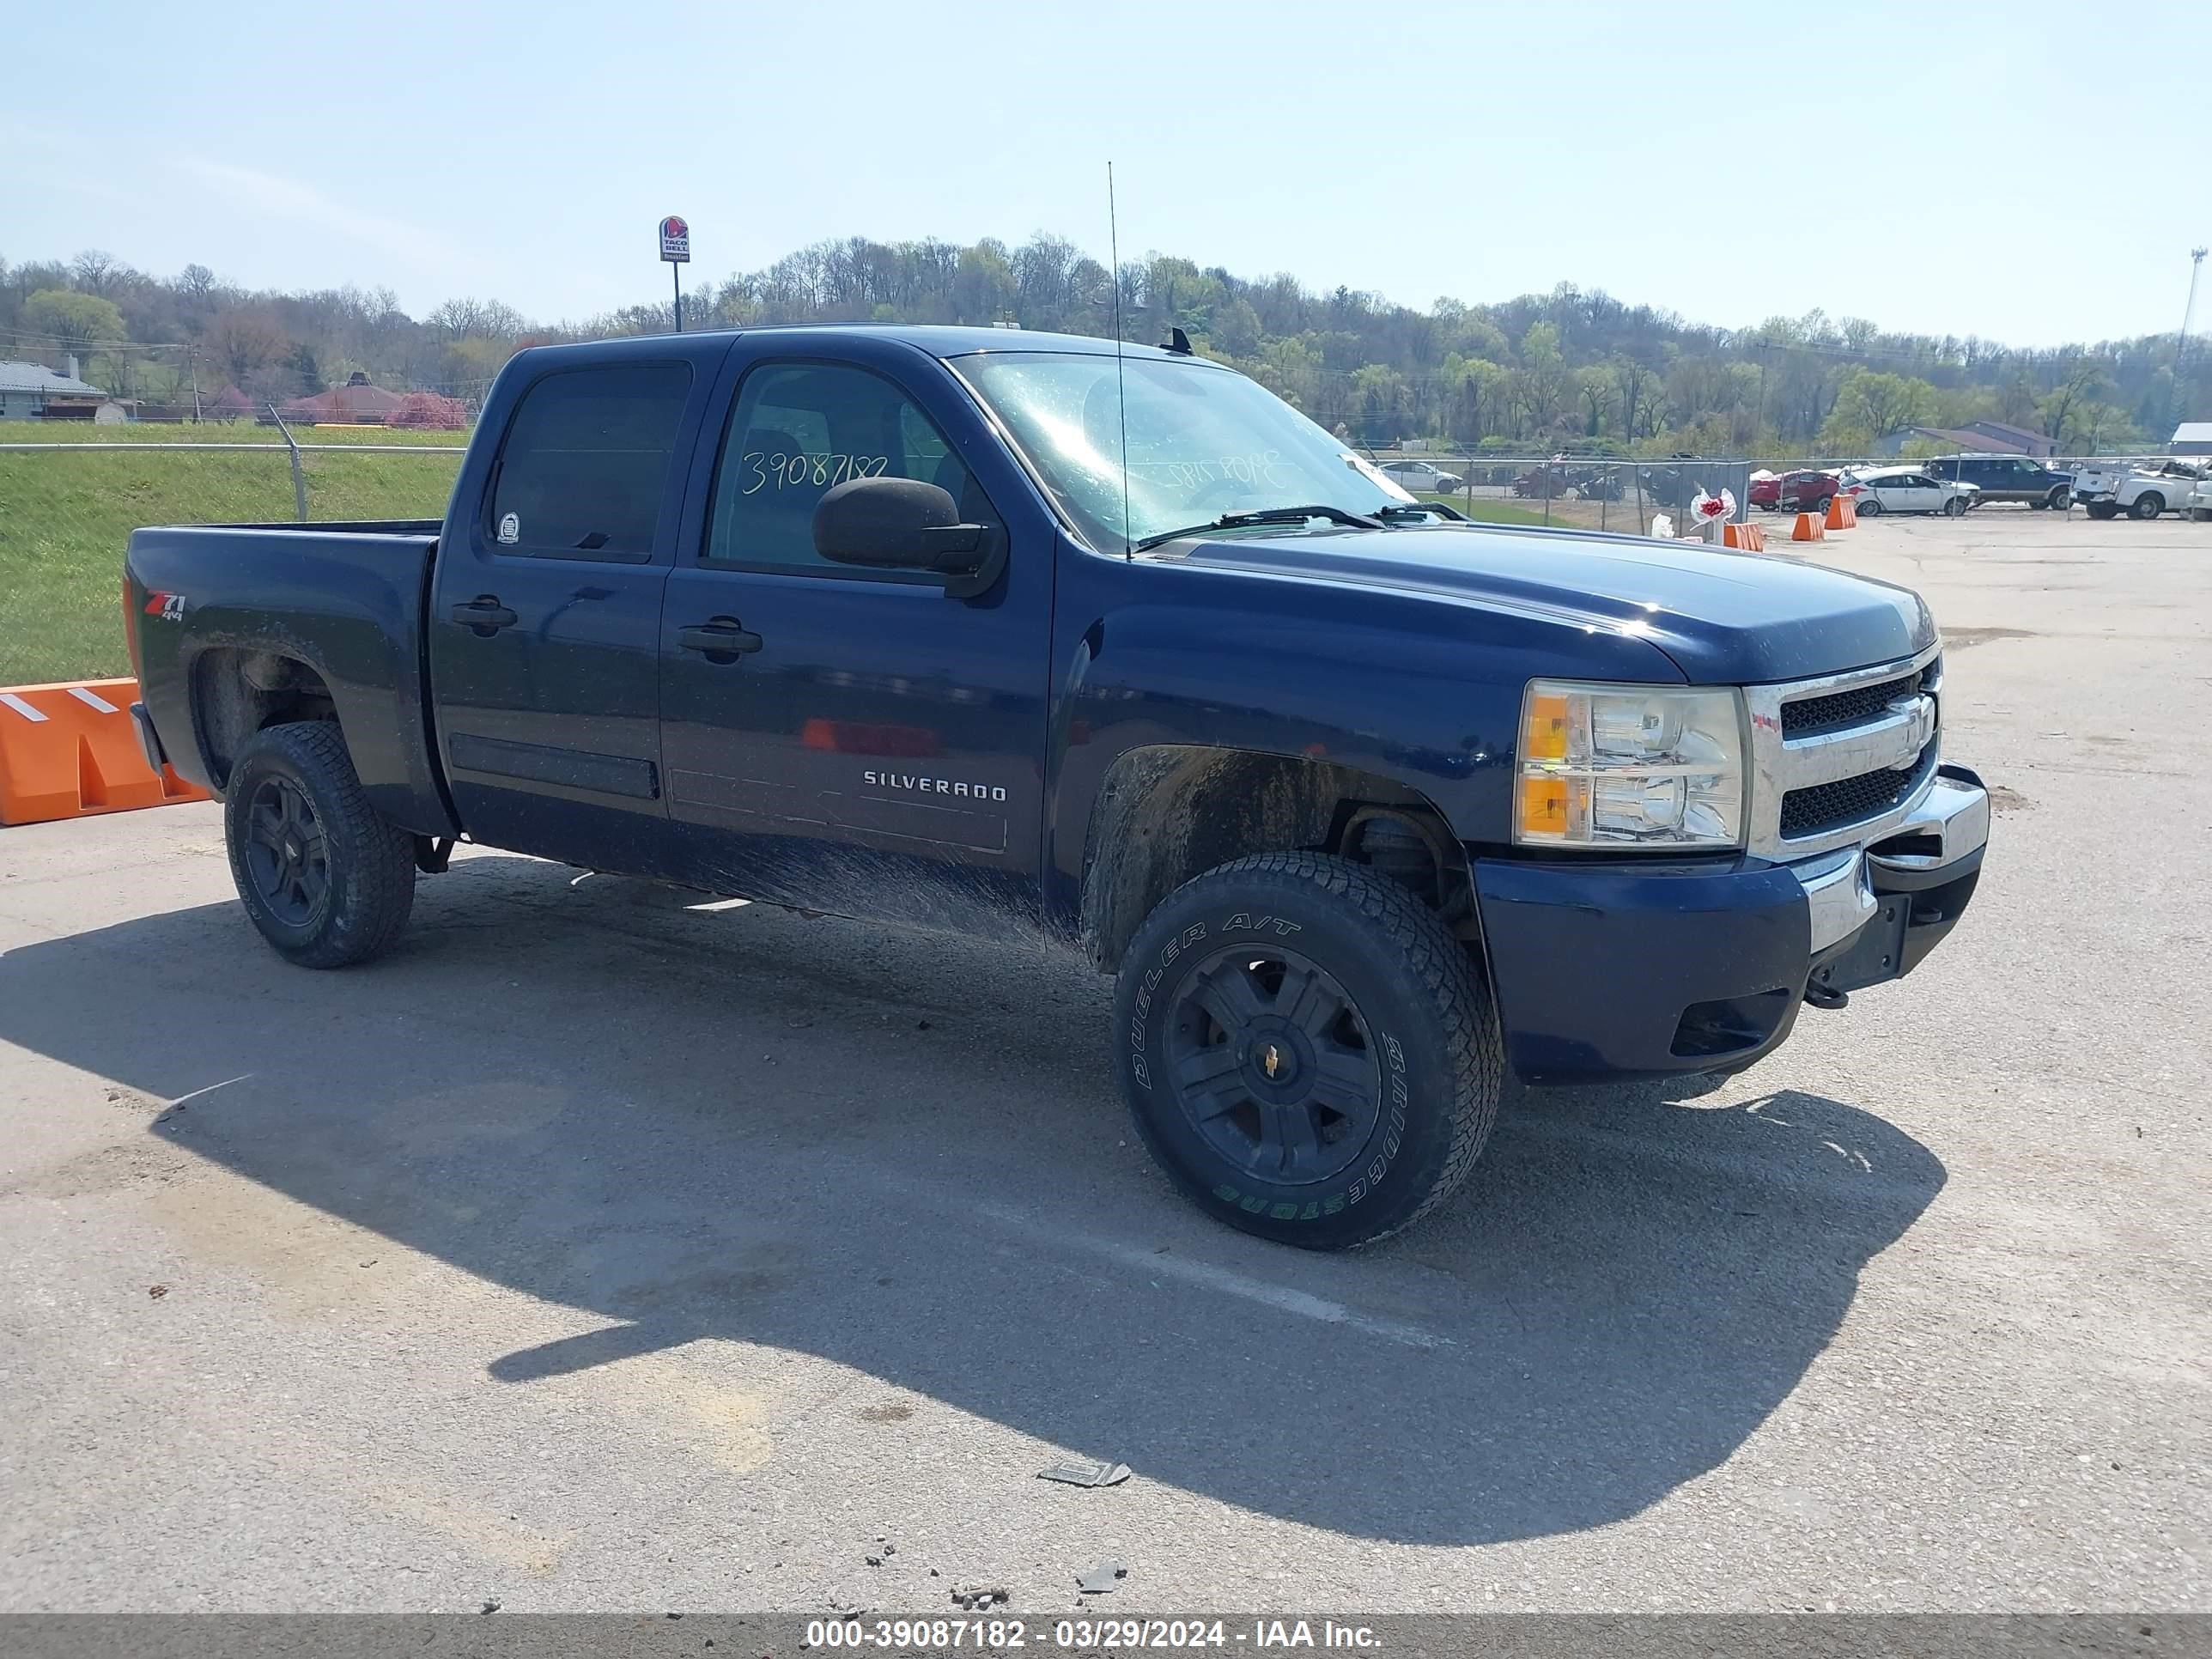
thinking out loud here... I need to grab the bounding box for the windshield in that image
[955,350,1419,551]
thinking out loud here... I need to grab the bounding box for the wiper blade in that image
[1131,503,1386,553]
[1375,500,1466,522]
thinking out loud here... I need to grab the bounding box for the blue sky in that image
[3,0,2202,347]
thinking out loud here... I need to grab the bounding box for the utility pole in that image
[2183,247,2208,367]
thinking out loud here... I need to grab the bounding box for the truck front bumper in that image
[1471,764,1989,1085]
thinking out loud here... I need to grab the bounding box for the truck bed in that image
[125,522,455,836]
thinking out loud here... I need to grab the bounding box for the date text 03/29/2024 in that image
[801,1617,1381,1650]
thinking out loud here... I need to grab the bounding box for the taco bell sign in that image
[659,216,690,264]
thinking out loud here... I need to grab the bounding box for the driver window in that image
[704,362,994,575]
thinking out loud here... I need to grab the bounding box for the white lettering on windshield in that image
[1122,450,1292,491]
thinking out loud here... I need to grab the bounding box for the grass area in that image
[5,423,471,447]
[1415,492,1547,526]
[0,443,464,685]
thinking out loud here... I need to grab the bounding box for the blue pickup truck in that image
[123,325,1988,1249]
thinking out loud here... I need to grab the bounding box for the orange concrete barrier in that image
[0,678,210,827]
[1825,495,1858,531]
[1723,521,1767,551]
[1790,512,1826,542]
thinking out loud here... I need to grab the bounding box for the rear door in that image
[653,339,1053,931]
[428,341,726,873]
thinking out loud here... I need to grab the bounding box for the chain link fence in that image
[1370,451,2183,532]
[0,439,467,685]
[1373,454,1764,534]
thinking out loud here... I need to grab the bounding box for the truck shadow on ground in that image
[0,854,1946,1547]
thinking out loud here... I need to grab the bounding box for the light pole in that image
[2183,247,2208,366]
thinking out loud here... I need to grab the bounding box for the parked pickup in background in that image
[2071,457,2206,520]
[124,325,1990,1249]
[1920,453,2074,510]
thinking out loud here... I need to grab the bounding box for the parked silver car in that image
[1376,458,1466,494]
[1838,468,1980,517]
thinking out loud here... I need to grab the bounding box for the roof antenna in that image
[1109,161,1132,561]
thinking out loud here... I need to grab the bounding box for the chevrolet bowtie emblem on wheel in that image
[1263,1043,1281,1079]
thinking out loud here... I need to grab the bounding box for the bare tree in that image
[70,249,121,293]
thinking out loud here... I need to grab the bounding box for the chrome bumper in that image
[1791,764,1990,958]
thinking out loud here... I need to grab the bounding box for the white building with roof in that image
[0,360,107,421]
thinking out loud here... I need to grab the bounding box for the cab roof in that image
[634,323,1206,363]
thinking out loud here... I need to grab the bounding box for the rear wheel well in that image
[191,647,339,791]
[1078,745,1474,970]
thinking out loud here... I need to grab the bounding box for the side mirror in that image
[812,477,1002,598]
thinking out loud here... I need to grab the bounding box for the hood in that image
[1167,523,1937,684]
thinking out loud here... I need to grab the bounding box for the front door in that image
[656,346,1052,932]
[428,345,722,874]
[1879,473,1941,514]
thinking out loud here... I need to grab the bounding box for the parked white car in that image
[1838,468,1980,517]
[2071,458,2205,520]
[2188,473,2212,522]
[1376,459,1466,494]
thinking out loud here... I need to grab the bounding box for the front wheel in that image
[1942,495,1968,517]
[2130,493,2165,520]
[1113,852,1503,1249]
[224,721,417,968]
[2085,501,2120,520]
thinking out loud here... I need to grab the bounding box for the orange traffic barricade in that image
[1790,512,1826,542]
[1723,521,1767,551]
[0,678,210,827]
[1825,495,1858,531]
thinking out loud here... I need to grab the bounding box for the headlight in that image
[1515,680,1746,848]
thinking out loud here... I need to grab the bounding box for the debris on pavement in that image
[1076,1562,1128,1595]
[147,1285,168,1299]
[1038,1457,1131,1488]
[950,1585,1010,1610]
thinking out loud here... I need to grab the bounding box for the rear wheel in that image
[2130,493,2165,520]
[224,721,416,968]
[1113,852,1502,1249]
[1856,496,1883,515]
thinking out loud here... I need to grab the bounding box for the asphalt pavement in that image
[1,507,2205,1613]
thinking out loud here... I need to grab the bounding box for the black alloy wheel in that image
[1168,943,1381,1185]
[240,775,331,927]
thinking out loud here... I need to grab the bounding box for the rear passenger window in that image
[488,363,692,559]
[704,362,994,575]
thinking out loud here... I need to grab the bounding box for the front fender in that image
[1042,549,1684,927]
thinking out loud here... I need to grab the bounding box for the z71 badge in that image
[142,591,187,622]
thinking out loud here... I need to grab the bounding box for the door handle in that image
[678,617,764,659]
[451,596,518,633]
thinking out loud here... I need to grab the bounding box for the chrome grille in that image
[1780,665,1934,738]
[1743,641,1945,860]
[1778,744,1936,839]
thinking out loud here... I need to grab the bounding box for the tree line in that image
[3,237,2201,456]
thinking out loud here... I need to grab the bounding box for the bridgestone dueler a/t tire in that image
[1113,852,1504,1249]
[224,721,416,969]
